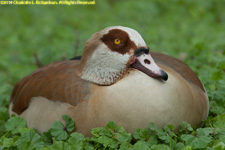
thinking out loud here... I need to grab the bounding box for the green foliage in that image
[0,0,225,149]
[14,131,44,150]
[4,116,27,134]
[50,115,75,141]
[1,116,225,149]
[90,121,132,149]
[213,114,225,130]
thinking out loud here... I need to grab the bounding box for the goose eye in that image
[114,39,121,45]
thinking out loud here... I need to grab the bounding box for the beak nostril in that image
[144,59,151,65]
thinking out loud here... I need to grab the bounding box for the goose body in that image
[9,26,209,136]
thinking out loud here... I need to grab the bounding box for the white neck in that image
[80,45,130,85]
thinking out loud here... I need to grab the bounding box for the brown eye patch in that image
[101,29,137,55]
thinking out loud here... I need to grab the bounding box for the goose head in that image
[78,26,168,85]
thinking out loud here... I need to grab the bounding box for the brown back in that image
[11,60,91,115]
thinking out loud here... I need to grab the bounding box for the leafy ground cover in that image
[0,0,225,149]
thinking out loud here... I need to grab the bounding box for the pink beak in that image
[130,47,168,81]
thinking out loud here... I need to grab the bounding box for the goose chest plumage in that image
[9,26,209,137]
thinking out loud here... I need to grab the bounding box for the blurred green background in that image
[0,0,225,117]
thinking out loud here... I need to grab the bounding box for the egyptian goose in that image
[9,26,209,137]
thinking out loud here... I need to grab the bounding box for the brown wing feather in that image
[11,60,91,115]
[150,51,205,92]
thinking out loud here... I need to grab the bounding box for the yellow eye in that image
[114,39,121,45]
